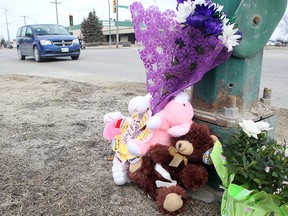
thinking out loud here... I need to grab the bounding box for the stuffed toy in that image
[126,92,194,157]
[102,94,152,185]
[103,94,151,140]
[128,122,215,215]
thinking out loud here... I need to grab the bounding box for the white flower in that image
[218,23,241,52]
[221,16,229,25]
[275,188,282,194]
[193,0,207,6]
[264,166,271,173]
[212,3,224,12]
[175,0,194,23]
[239,119,261,139]
[256,121,273,132]
[285,148,288,157]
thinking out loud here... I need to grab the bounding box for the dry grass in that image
[1,75,287,215]
[0,75,222,216]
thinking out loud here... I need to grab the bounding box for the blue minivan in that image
[16,24,81,62]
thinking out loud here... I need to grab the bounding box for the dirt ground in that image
[0,74,287,216]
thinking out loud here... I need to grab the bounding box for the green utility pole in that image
[190,0,287,189]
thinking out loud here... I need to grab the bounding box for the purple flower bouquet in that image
[130,0,241,114]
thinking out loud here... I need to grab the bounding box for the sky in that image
[0,0,176,41]
[0,0,286,41]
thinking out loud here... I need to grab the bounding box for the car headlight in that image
[40,40,52,45]
[72,39,80,44]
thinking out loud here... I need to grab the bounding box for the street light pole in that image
[22,15,27,25]
[50,0,62,24]
[116,0,119,48]
[3,8,11,46]
[108,0,112,48]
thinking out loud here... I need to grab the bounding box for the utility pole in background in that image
[3,8,11,46]
[22,15,27,25]
[116,0,119,48]
[108,0,112,48]
[50,0,62,24]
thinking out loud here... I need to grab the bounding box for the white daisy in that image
[219,23,241,52]
[175,0,194,23]
[213,3,224,12]
[193,0,207,6]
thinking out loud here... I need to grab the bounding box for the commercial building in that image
[67,20,136,44]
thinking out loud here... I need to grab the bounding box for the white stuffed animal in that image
[103,94,152,185]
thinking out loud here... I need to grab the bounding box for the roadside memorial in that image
[102,0,287,215]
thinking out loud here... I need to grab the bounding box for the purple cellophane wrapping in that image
[130,2,231,114]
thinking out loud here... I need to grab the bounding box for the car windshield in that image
[32,25,70,36]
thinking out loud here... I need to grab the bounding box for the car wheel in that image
[34,46,42,62]
[71,55,79,60]
[17,47,25,60]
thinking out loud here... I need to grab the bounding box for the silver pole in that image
[55,0,59,24]
[3,8,11,46]
[50,0,61,24]
[22,15,27,25]
[108,0,112,48]
[116,0,119,48]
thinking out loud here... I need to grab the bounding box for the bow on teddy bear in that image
[128,122,216,216]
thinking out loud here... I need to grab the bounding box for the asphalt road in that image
[0,46,287,108]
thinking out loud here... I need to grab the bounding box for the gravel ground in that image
[0,74,286,216]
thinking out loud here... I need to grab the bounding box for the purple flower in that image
[194,3,215,17]
[184,4,223,36]
[130,2,235,113]
[204,18,223,35]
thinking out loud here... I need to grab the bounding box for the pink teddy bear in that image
[126,92,194,157]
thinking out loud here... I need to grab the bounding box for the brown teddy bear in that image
[128,122,215,215]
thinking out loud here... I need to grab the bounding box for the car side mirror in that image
[25,33,32,38]
[69,32,73,35]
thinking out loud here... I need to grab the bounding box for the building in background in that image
[67,20,135,44]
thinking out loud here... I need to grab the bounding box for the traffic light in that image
[113,0,117,13]
[69,15,73,27]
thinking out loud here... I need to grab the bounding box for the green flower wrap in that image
[211,140,288,216]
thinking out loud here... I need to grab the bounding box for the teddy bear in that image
[128,122,215,215]
[126,92,194,157]
[103,94,152,141]
[102,94,153,185]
